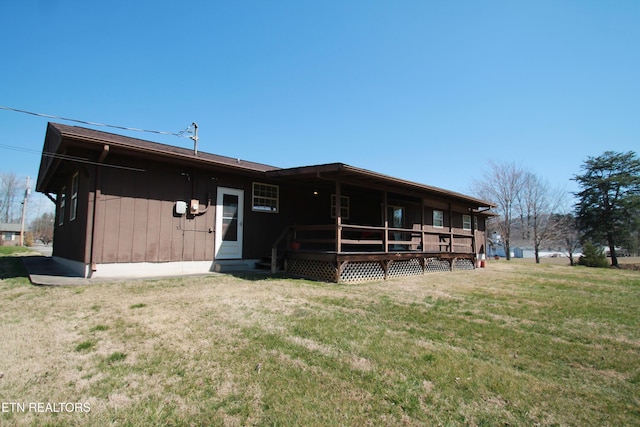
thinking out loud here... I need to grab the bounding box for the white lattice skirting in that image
[286,256,475,283]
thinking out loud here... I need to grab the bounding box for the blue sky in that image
[1,0,639,214]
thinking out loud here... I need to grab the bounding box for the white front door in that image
[215,187,244,259]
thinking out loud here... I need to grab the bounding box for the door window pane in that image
[222,194,238,241]
[391,207,404,228]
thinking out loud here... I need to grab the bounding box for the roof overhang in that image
[267,163,496,210]
[36,123,278,193]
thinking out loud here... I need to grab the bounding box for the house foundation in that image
[285,251,476,283]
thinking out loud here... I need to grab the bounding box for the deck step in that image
[213,260,256,273]
[255,255,283,271]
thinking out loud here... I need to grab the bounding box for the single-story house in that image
[1,223,23,245]
[36,122,495,282]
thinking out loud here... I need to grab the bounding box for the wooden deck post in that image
[421,198,426,252]
[448,202,453,252]
[335,180,342,253]
[383,190,388,252]
[382,260,390,280]
[336,260,345,283]
[470,209,477,258]
[271,246,278,274]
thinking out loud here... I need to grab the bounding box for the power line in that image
[0,143,146,173]
[0,105,194,138]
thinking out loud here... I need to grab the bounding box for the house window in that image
[70,173,79,221]
[433,210,444,228]
[388,206,405,228]
[331,195,349,219]
[463,214,472,230]
[252,182,279,213]
[59,187,66,226]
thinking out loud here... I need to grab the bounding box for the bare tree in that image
[474,161,526,260]
[0,172,22,223]
[30,211,55,245]
[517,173,565,263]
[554,213,581,266]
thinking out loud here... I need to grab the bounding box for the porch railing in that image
[271,223,475,273]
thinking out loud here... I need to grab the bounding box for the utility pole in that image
[190,122,199,155]
[20,176,30,246]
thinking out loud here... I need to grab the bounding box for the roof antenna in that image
[190,122,199,155]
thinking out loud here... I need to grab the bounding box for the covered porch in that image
[265,164,493,282]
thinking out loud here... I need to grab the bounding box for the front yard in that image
[1,252,639,426]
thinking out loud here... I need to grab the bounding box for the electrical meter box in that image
[175,201,187,215]
[190,199,200,214]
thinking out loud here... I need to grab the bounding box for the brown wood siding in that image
[219,177,291,259]
[117,192,135,263]
[146,198,162,261]
[131,194,148,263]
[92,159,219,264]
[89,156,286,264]
[99,174,120,262]
[52,168,90,263]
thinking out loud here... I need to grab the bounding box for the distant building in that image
[0,223,23,246]
[512,247,576,259]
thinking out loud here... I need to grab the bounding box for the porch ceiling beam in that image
[44,192,57,204]
[98,144,110,163]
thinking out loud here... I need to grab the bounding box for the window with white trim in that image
[331,195,349,219]
[252,182,279,213]
[433,210,444,228]
[463,214,472,230]
[59,187,66,226]
[70,173,79,221]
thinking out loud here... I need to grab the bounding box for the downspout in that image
[88,145,109,277]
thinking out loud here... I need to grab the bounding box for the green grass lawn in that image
[0,246,33,256]
[1,256,638,426]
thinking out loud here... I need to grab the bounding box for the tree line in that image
[0,172,54,246]
[2,151,639,259]
[475,151,640,267]
[0,172,23,223]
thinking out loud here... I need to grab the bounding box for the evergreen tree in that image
[573,151,640,267]
[578,242,609,268]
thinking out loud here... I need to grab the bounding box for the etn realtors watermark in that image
[2,402,91,413]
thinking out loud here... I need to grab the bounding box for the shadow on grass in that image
[225,270,329,284]
[0,256,29,280]
[226,271,290,282]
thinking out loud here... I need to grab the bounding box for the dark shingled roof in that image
[39,123,494,209]
[47,122,280,173]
